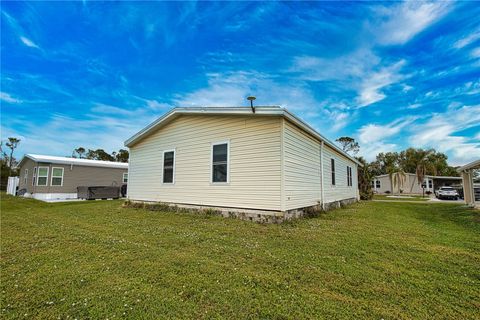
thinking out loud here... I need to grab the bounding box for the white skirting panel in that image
[32,193,78,200]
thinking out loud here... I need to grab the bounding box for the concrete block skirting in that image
[125,198,358,223]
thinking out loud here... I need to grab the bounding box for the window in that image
[331,158,336,185]
[212,142,229,183]
[24,169,28,185]
[347,166,353,187]
[32,167,37,186]
[428,180,433,189]
[37,167,49,186]
[371,180,375,188]
[376,180,381,188]
[51,167,64,186]
[162,150,175,184]
[123,173,128,183]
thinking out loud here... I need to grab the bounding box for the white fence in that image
[6,176,19,195]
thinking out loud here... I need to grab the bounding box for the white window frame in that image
[50,167,64,187]
[211,140,230,184]
[376,180,381,189]
[162,149,176,184]
[24,169,28,185]
[37,166,49,186]
[123,172,128,184]
[32,167,37,186]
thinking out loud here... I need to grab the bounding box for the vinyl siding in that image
[283,120,321,210]
[17,158,127,194]
[283,119,358,209]
[321,145,358,203]
[128,114,282,210]
[374,174,426,194]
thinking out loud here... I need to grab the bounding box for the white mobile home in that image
[125,107,360,221]
[372,173,462,195]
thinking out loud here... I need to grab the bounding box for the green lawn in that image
[373,194,430,201]
[1,195,479,319]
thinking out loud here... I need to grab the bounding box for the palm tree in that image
[5,137,20,168]
[392,170,407,195]
[356,157,374,200]
[414,149,434,190]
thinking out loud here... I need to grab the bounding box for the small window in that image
[428,180,432,189]
[37,167,49,186]
[162,150,175,184]
[347,166,352,187]
[376,180,381,188]
[212,142,229,183]
[371,180,375,188]
[32,167,37,186]
[24,169,28,185]
[51,167,64,186]
[123,173,128,183]
[331,158,336,185]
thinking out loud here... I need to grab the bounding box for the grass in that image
[1,194,479,319]
[373,194,430,201]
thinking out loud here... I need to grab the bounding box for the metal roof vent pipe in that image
[247,96,256,113]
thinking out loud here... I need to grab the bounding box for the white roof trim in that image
[19,154,128,169]
[124,106,362,165]
[457,159,480,172]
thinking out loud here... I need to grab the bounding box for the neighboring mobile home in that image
[17,154,128,200]
[125,106,361,221]
[372,173,462,195]
[457,159,480,207]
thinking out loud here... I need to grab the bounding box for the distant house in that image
[125,106,361,221]
[17,154,128,200]
[372,173,462,195]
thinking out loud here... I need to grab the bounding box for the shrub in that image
[385,190,391,194]
[360,189,374,200]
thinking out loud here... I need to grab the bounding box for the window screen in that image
[51,167,64,186]
[212,143,228,183]
[37,167,49,186]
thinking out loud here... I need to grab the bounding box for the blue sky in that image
[1,1,479,165]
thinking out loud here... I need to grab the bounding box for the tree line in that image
[72,147,129,163]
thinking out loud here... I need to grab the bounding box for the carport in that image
[457,159,480,208]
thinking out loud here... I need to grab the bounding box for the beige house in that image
[458,159,480,207]
[372,173,462,195]
[17,154,128,200]
[125,106,361,221]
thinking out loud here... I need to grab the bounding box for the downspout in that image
[320,141,325,210]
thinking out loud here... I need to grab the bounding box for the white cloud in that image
[453,30,480,49]
[291,52,407,108]
[356,60,406,107]
[374,1,451,45]
[409,104,480,165]
[0,92,22,104]
[358,117,415,144]
[359,141,399,162]
[470,47,480,59]
[175,71,318,113]
[19,36,40,48]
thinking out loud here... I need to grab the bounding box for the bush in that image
[426,191,432,195]
[385,190,391,194]
[360,189,373,200]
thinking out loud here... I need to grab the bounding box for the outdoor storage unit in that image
[77,186,120,200]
